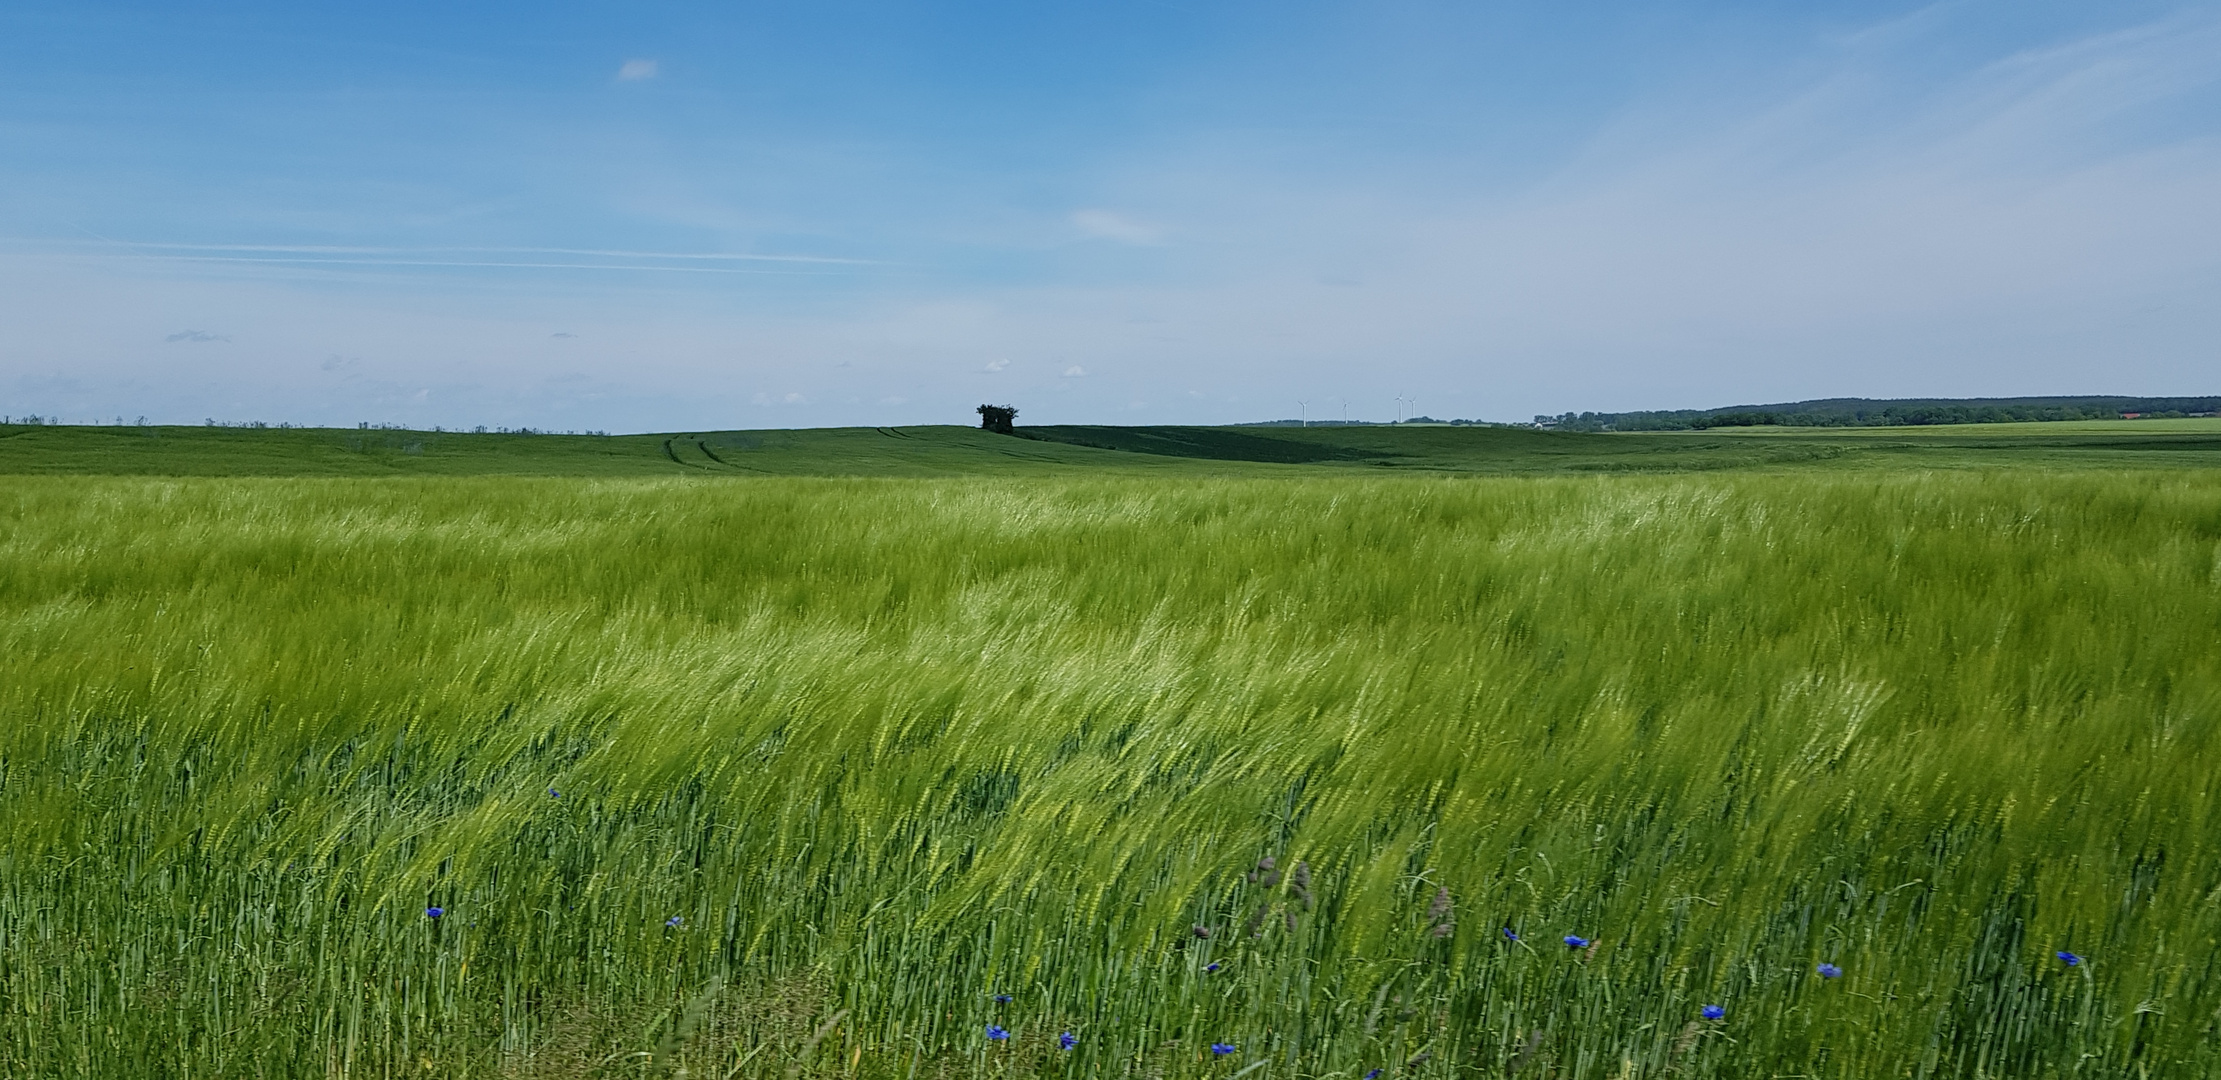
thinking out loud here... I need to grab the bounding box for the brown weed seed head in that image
[1289,861,1313,906]
[1191,924,1211,939]
[1509,1029,1545,1076]
[1426,885,1451,923]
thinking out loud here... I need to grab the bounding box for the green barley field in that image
[2,423,2218,1078]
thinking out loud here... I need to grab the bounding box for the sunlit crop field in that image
[2,471,2217,1078]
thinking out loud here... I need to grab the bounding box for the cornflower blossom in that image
[1210,1043,1236,1056]
[1701,1005,1725,1020]
[1060,1033,1077,1050]
[2056,951,2082,966]
[1563,935,1588,948]
[986,1025,1010,1041]
[425,907,444,919]
[1816,963,1842,979]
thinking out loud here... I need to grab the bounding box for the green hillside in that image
[1538,394,2221,431]
[0,423,1158,477]
[5,418,2221,477]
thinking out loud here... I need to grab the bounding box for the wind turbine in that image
[1298,400,1308,427]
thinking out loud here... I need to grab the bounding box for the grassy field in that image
[1677,417,2221,437]
[1,425,2218,1078]
[5,418,2221,476]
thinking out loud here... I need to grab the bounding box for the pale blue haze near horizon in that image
[1,1,2216,431]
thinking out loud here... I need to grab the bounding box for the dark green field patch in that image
[1019,424,1384,462]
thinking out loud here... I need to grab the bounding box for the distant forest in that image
[1537,395,2221,432]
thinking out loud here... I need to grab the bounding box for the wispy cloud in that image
[982,358,1008,372]
[1062,365,1086,378]
[120,255,836,275]
[28,240,874,265]
[616,59,659,82]
[1071,210,1165,245]
[165,329,228,343]
[9,238,877,281]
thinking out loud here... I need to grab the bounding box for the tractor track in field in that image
[661,438,730,471]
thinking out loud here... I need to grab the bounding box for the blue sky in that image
[2,1,2217,430]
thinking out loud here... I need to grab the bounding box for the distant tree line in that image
[1537,396,2221,432]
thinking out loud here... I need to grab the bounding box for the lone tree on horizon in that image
[977,404,1017,434]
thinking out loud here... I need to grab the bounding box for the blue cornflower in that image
[1701,1004,1725,1020]
[1059,1032,1077,1050]
[1365,1070,1382,1079]
[1210,1043,1236,1056]
[985,1025,1010,1041]
[1816,963,1843,979]
[548,788,561,798]
[993,993,1012,1003]
[665,916,683,928]
[2056,951,2081,966]
[1204,962,1221,973]
[1563,935,1589,948]
[1501,927,1518,941]
[425,906,444,919]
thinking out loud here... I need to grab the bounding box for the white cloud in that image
[1062,365,1086,378]
[616,59,659,81]
[1071,209,1164,245]
[165,329,228,343]
[982,358,1008,372]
